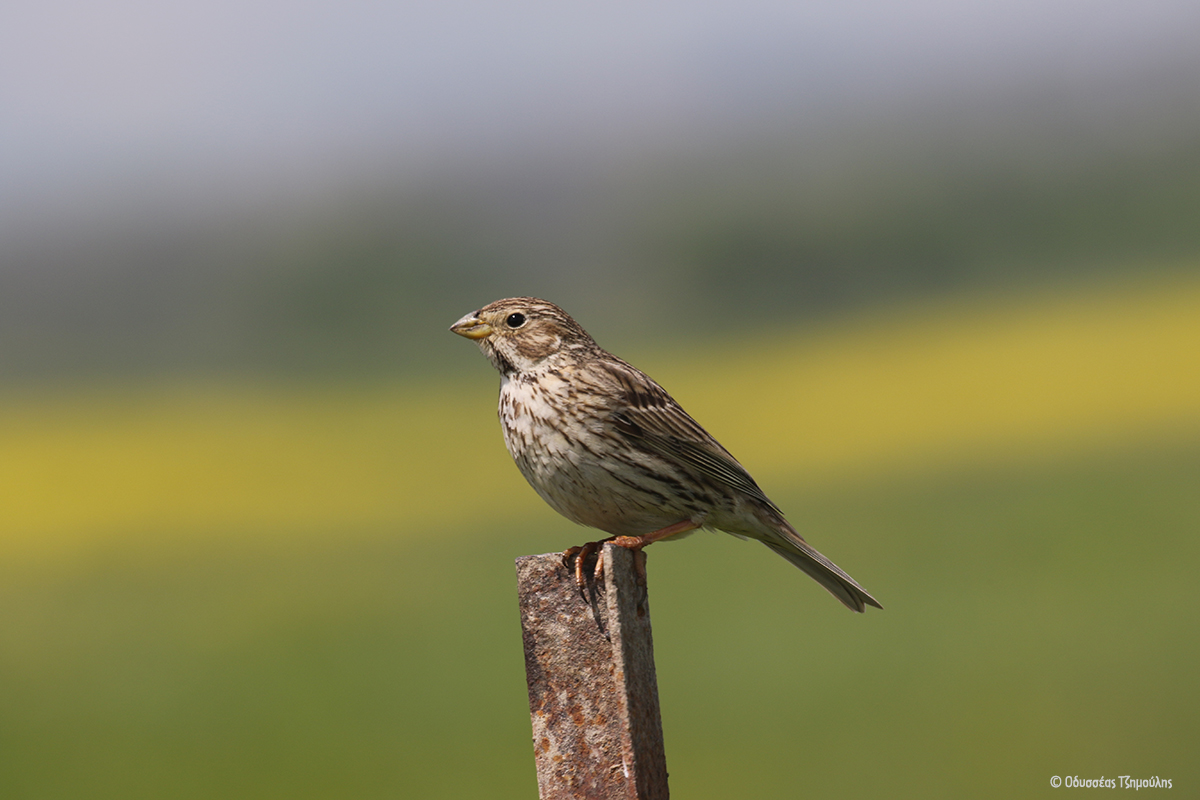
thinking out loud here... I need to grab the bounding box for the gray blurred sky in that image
[3,0,1200,239]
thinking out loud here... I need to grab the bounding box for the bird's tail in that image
[763,523,882,613]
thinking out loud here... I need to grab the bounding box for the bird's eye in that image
[505,313,527,328]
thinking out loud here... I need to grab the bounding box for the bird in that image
[450,297,881,612]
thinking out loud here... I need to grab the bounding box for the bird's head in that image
[450,297,595,376]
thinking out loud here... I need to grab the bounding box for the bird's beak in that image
[450,312,493,340]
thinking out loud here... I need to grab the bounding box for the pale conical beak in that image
[450,312,493,340]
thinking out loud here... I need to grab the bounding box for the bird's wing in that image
[595,359,782,513]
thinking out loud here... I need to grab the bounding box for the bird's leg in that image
[600,519,702,580]
[610,518,701,550]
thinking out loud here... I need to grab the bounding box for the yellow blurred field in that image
[2,268,1198,561]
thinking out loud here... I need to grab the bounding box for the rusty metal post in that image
[516,543,669,800]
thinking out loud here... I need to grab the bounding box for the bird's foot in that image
[562,538,613,591]
[563,520,702,589]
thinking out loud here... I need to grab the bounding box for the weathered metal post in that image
[515,543,669,800]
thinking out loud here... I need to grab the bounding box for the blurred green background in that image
[2,3,1199,798]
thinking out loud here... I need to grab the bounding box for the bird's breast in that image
[498,371,596,473]
[496,371,688,535]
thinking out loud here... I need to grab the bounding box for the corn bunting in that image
[451,297,881,612]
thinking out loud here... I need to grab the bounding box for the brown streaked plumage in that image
[450,297,881,612]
